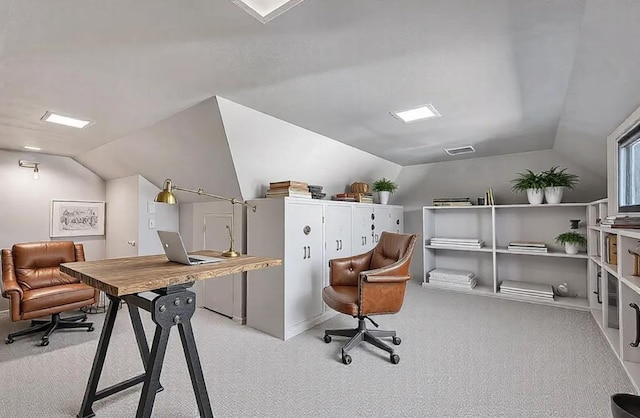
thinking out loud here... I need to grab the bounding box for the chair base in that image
[5,312,95,346]
[324,317,401,365]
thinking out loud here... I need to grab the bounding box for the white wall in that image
[218,97,402,200]
[106,174,178,258]
[394,149,607,279]
[0,149,105,312]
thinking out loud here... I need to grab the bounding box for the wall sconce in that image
[19,160,40,180]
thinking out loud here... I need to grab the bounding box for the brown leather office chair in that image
[322,231,417,365]
[1,241,99,346]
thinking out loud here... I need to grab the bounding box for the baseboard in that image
[232,315,246,325]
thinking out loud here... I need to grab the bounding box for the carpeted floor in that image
[0,280,632,417]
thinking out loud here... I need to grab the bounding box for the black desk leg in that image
[77,295,121,418]
[136,324,170,418]
[179,320,214,418]
[128,304,164,393]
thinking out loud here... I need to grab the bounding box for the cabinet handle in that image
[336,240,340,251]
[339,239,342,250]
[375,234,379,242]
[364,236,367,245]
[303,246,307,259]
[307,246,311,259]
[631,303,640,348]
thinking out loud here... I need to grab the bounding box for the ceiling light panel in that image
[41,111,94,129]
[391,103,441,123]
[231,0,305,23]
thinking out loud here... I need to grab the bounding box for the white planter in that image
[378,191,390,205]
[544,186,564,204]
[526,188,544,205]
[564,243,579,255]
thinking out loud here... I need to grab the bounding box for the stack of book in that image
[429,238,484,249]
[432,197,471,206]
[332,193,356,202]
[426,268,477,289]
[308,185,326,200]
[507,241,548,254]
[332,192,374,203]
[266,181,312,199]
[601,216,640,229]
[499,280,554,301]
[483,188,495,205]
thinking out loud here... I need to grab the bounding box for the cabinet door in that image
[390,207,404,233]
[373,206,392,243]
[325,204,353,286]
[285,202,324,328]
[352,205,375,253]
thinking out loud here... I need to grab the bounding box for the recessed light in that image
[444,145,476,155]
[231,0,305,23]
[41,111,94,129]
[391,103,441,123]
[23,145,42,151]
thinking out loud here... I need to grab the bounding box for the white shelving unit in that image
[587,198,640,392]
[422,203,590,310]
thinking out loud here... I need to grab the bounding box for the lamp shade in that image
[155,179,178,204]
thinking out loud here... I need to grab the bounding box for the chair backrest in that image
[370,232,416,271]
[9,241,84,290]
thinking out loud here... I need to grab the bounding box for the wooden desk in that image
[61,252,281,418]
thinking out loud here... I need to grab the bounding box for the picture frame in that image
[50,200,105,237]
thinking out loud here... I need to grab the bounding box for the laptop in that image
[157,230,224,265]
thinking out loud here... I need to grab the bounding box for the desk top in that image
[60,251,281,297]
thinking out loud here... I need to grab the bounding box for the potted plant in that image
[541,166,579,204]
[555,231,587,255]
[372,178,398,205]
[510,170,546,204]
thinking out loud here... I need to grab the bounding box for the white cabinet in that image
[247,198,403,340]
[422,203,590,310]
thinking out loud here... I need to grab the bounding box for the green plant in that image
[372,177,398,193]
[554,231,587,247]
[510,170,546,192]
[541,166,579,189]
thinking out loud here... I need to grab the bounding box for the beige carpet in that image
[0,280,633,417]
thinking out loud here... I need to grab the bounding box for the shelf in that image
[495,247,588,259]
[621,275,640,295]
[425,244,493,253]
[589,256,602,266]
[590,198,608,205]
[622,360,640,393]
[423,205,491,210]
[603,262,619,277]
[421,283,493,296]
[588,226,602,232]
[495,203,589,208]
[592,308,620,356]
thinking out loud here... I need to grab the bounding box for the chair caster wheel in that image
[390,354,400,364]
[392,336,401,345]
[342,354,352,365]
[5,338,14,344]
[87,326,94,332]
[323,335,331,343]
[41,339,49,347]
[81,317,87,322]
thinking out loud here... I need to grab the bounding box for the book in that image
[269,180,308,190]
[508,241,546,247]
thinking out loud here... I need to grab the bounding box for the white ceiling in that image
[1,0,639,176]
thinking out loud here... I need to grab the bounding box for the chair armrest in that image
[363,274,410,283]
[329,251,373,286]
[1,249,23,300]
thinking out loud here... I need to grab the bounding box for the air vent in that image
[444,145,476,156]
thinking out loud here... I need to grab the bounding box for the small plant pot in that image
[564,243,579,255]
[544,186,564,204]
[526,188,544,205]
[377,191,390,205]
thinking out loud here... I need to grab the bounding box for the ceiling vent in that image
[231,0,305,23]
[444,145,476,156]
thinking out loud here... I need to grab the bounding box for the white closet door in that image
[284,202,324,328]
[324,203,353,286]
[352,205,374,254]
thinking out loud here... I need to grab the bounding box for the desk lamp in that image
[154,179,256,257]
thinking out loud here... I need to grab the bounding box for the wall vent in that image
[444,145,476,156]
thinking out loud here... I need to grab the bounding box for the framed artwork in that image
[50,200,106,237]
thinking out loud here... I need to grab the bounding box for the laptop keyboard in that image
[188,257,200,263]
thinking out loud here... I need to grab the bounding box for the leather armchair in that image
[323,231,417,365]
[1,241,98,346]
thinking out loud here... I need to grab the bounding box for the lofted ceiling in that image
[1,1,640,176]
